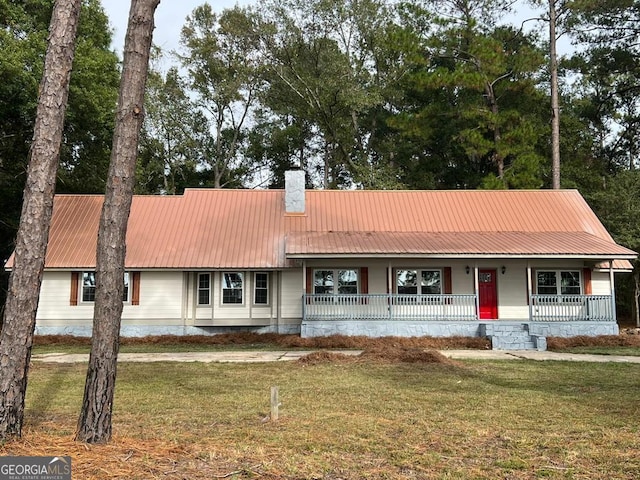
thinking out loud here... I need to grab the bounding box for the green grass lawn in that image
[6,357,640,479]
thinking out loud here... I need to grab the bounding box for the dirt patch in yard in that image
[298,346,461,366]
[297,351,357,365]
[358,346,461,365]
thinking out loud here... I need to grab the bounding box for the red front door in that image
[478,269,498,320]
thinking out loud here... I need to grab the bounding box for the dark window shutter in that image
[132,271,141,305]
[70,272,79,306]
[583,268,592,295]
[443,267,452,294]
[360,267,369,294]
[306,268,313,294]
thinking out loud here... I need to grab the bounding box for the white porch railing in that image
[303,294,477,321]
[302,294,616,322]
[529,295,614,322]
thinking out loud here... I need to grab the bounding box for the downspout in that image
[609,260,616,323]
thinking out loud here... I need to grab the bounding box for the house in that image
[8,171,637,349]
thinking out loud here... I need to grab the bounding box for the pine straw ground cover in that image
[547,332,640,356]
[32,330,640,356]
[2,345,640,479]
[31,333,491,354]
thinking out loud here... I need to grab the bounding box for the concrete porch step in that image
[480,323,547,351]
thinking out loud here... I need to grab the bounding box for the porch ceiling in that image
[285,231,637,259]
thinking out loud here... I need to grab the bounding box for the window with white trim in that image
[314,269,358,294]
[254,272,269,305]
[123,272,130,302]
[222,272,244,304]
[81,272,130,303]
[396,269,441,294]
[82,272,96,302]
[198,273,211,305]
[536,270,581,295]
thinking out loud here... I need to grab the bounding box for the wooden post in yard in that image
[271,386,279,421]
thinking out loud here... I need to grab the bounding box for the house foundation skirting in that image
[34,321,618,346]
[34,324,302,338]
[301,320,619,343]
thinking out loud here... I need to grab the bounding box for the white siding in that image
[35,259,616,334]
[38,271,91,321]
[125,271,182,321]
[280,269,303,320]
[36,271,185,328]
[592,271,612,295]
[495,262,528,320]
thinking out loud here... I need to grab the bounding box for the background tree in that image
[260,0,410,188]
[76,0,160,444]
[56,0,120,193]
[179,5,266,188]
[563,0,640,320]
[0,0,119,307]
[548,0,561,188]
[389,0,548,189]
[137,66,209,194]
[0,0,82,440]
[588,171,640,326]
[566,0,640,171]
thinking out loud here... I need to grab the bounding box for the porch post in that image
[609,260,617,323]
[527,262,532,321]
[302,261,307,322]
[388,261,393,320]
[473,264,479,320]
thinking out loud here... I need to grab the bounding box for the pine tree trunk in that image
[0,0,81,440]
[75,0,159,444]
[549,0,561,189]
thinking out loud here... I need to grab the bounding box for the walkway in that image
[31,350,640,364]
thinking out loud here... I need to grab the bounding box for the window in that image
[313,269,358,295]
[123,272,130,302]
[537,270,581,295]
[81,272,130,303]
[396,269,441,295]
[82,272,96,302]
[254,272,269,305]
[222,272,243,304]
[198,273,211,305]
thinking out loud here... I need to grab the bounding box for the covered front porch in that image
[301,293,618,349]
[302,293,616,323]
[296,258,627,349]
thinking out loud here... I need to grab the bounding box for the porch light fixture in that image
[501,266,506,275]
[465,266,470,275]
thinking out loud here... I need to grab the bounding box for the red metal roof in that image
[285,231,636,257]
[11,189,635,270]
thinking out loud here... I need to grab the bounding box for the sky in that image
[102,1,561,58]
[102,1,252,55]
